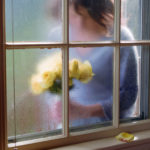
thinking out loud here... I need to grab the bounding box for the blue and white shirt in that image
[69,27,138,126]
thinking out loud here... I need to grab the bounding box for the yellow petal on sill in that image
[116,132,134,142]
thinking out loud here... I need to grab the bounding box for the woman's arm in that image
[87,104,105,118]
[100,46,138,120]
[51,100,105,123]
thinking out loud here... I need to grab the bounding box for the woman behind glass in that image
[50,0,138,128]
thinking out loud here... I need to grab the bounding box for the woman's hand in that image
[50,100,105,124]
[69,100,91,121]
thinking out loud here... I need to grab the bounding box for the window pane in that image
[120,46,150,123]
[121,0,150,41]
[69,0,114,42]
[7,49,63,142]
[69,47,113,132]
[140,46,150,120]
[5,0,62,42]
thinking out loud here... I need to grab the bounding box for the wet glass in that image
[121,0,150,41]
[120,46,150,123]
[5,0,62,42]
[7,48,63,142]
[69,0,114,42]
[69,47,113,132]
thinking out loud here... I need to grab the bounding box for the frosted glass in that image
[5,0,62,42]
[69,0,114,42]
[7,49,63,141]
[69,47,113,131]
[121,0,150,41]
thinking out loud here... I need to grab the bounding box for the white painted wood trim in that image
[51,130,150,150]
[62,0,69,137]
[6,41,150,50]
[0,0,7,149]
[113,0,121,128]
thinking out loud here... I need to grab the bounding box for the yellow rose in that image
[69,59,80,79]
[37,51,62,74]
[30,75,44,94]
[41,71,56,89]
[79,61,94,83]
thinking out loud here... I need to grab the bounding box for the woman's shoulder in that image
[120,26,139,60]
[121,26,135,41]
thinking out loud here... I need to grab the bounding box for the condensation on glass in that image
[7,49,63,142]
[119,46,143,124]
[5,0,62,42]
[121,0,150,41]
[69,47,113,132]
[69,0,114,42]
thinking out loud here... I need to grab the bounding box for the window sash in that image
[7,120,150,150]
[0,0,7,150]
[0,0,150,149]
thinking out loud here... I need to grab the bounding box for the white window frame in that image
[1,0,150,149]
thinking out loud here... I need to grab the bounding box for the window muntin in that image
[2,0,150,149]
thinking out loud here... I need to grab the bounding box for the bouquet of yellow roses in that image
[30,52,94,95]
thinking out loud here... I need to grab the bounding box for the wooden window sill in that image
[51,130,150,150]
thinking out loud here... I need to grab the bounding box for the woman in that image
[52,0,138,127]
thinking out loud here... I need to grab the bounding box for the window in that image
[1,0,150,149]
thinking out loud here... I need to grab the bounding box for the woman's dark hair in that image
[71,0,114,30]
